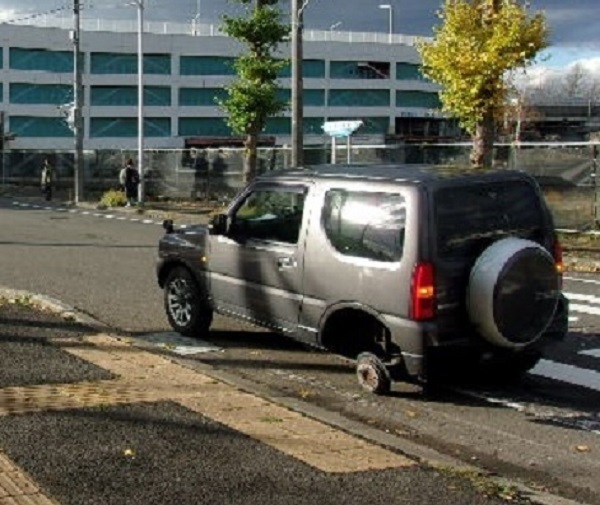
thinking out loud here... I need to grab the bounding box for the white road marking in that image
[564,276,600,286]
[580,348,600,358]
[565,292,600,305]
[530,359,600,392]
[569,303,600,316]
[568,316,579,322]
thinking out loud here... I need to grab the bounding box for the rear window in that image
[435,180,544,258]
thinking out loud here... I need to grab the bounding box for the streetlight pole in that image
[192,0,201,35]
[378,4,393,44]
[73,0,84,202]
[133,0,145,205]
[291,0,304,167]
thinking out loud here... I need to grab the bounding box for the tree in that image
[562,63,587,98]
[418,0,547,168]
[219,0,290,184]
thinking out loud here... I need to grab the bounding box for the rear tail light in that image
[553,241,564,273]
[553,240,564,287]
[410,262,435,321]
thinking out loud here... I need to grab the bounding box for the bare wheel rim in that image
[167,277,194,327]
[357,363,378,390]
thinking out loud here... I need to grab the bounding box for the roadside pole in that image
[593,143,599,226]
[291,0,304,167]
[73,0,84,202]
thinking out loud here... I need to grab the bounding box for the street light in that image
[329,21,341,31]
[132,0,145,204]
[73,0,84,203]
[192,0,201,35]
[378,4,393,44]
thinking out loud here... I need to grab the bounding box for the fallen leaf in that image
[575,445,591,453]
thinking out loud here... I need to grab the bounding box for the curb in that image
[0,286,592,505]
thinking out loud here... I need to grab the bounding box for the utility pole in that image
[73,0,84,202]
[134,0,145,205]
[291,0,304,167]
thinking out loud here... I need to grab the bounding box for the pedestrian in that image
[40,158,53,201]
[122,158,140,207]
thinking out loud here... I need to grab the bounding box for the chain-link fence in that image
[1,142,598,229]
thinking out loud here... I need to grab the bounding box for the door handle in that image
[277,256,297,269]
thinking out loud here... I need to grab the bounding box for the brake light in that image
[410,262,435,321]
[553,240,564,275]
[553,240,564,289]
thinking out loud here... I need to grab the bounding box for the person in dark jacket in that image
[122,158,140,207]
[40,158,54,201]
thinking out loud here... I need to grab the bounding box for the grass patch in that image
[436,466,531,503]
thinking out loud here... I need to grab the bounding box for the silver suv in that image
[157,165,568,394]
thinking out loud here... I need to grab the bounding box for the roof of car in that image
[256,164,531,185]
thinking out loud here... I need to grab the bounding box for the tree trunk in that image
[243,133,258,185]
[470,109,496,169]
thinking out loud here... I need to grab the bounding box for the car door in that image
[208,182,309,333]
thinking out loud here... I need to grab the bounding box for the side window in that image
[232,186,306,244]
[323,190,406,262]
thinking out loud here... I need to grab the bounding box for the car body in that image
[156,164,568,393]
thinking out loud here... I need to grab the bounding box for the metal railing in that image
[9,17,425,45]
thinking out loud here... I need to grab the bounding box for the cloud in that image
[0,1,598,62]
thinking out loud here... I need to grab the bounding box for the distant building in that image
[0,20,459,151]
[524,97,600,141]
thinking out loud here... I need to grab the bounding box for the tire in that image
[164,266,213,338]
[356,352,391,395]
[467,238,560,349]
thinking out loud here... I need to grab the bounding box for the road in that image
[1,197,599,504]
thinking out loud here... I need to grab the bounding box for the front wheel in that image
[164,266,213,337]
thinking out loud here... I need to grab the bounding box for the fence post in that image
[593,143,599,227]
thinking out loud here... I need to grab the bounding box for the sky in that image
[0,0,598,77]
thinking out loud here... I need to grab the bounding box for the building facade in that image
[0,20,450,151]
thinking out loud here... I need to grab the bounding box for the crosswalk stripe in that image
[530,359,600,392]
[564,292,600,305]
[569,303,600,316]
[580,348,600,358]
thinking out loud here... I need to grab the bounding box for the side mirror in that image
[209,214,228,235]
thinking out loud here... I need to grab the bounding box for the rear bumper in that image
[382,293,568,380]
[382,314,428,378]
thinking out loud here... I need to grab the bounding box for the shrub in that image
[100,189,127,208]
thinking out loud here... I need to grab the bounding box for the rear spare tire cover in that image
[467,238,559,349]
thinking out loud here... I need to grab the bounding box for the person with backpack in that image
[122,158,140,207]
[40,158,54,201]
